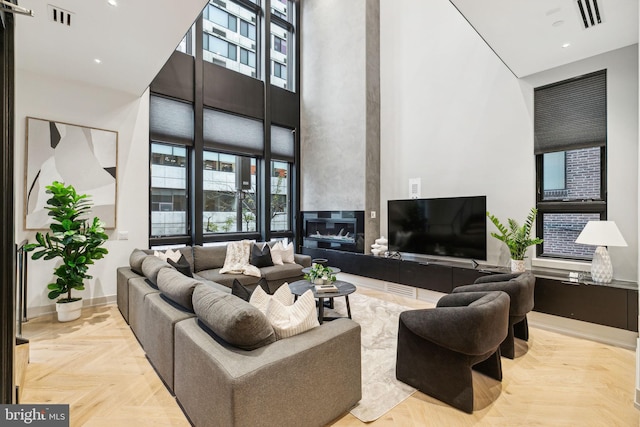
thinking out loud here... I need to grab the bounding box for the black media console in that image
[301,247,638,332]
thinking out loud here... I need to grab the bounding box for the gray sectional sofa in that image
[116,244,362,427]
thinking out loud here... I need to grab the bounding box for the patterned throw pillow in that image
[265,290,319,339]
[249,284,293,314]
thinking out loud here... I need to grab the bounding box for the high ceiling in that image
[449,0,638,77]
[14,0,208,96]
[11,0,638,96]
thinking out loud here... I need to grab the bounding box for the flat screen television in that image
[388,196,487,260]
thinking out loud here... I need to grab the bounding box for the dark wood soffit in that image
[150,51,195,103]
[202,61,264,120]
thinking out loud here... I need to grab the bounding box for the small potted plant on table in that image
[25,181,109,322]
[486,207,543,272]
[304,263,337,285]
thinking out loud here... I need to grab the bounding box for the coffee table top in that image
[289,280,356,298]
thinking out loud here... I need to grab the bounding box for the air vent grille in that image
[386,283,417,299]
[576,0,602,29]
[48,5,74,26]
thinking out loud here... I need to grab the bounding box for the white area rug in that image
[328,293,416,422]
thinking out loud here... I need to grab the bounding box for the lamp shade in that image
[575,221,628,247]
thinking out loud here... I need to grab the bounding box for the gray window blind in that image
[271,125,295,162]
[203,108,264,156]
[534,70,606,155]
[149,95,194,146]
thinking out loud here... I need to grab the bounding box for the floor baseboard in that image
[26,295,117,320]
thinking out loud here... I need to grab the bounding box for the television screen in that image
[388,196,487,260]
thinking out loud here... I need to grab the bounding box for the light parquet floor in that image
[19,287,639,427]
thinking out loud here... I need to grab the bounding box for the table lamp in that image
[575,220,627,283]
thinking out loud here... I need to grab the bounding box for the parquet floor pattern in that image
[19,287,639,427]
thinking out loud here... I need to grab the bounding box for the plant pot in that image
[510,259,526,273]
[56,299,83,322]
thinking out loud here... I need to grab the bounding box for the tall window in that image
[271,161,289,231]
[150,143,189,237]
[535,70,607,260]
[202,0,259,78]
[203,152,258,234]
[270,19,294,90]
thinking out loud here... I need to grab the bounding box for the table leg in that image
[318,297,325,324]
[345,295,352,319]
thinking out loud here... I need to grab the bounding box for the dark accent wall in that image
[0,10,16,404]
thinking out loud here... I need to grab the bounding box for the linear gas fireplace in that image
[302,211,365,253]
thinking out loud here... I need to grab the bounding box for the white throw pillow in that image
[281,242,295,264]
[270,242,284,265]
[265,290,319,339]
[154,248,182,263]
[249,283,294,314]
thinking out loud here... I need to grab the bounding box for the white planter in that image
[56,299,83,322]
[510,259,526,273]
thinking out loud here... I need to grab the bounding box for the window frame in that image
[535,146,607,260]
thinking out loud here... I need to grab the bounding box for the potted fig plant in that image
[25,181,109,322]
[304,263,337,285]
[487,207,543,272]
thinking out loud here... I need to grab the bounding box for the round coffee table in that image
[289,280,356,324]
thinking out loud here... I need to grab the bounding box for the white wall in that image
[15,70,150,316]
[380,0,639,281]
[380,0,533,267]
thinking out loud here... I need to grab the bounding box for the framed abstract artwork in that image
[24,117,118,230]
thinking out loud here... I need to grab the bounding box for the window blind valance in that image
[534,70,606,155]
[149,95,194,146]
[271,125,295,162]
[203,108,264,156]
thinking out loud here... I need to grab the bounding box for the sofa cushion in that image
[142,256,172,286]
[265,290,319,339]
[195,269,261,288]
[157,267,201,311]
[249,284,294,314]
[192,285,276,350]
[193,245,227,272]
[232,278,270,301]
[129,249,149,275]
[168,255,193,278]
[260,263,304,282]
[250,243,274,268]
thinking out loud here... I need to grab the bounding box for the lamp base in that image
[591,246,613,284]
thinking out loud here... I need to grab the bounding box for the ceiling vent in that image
[48,5,74,27]
[576,0,602,29]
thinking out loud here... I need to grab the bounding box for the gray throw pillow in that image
[168,255,193,278]
[250,243,274,268]
[157,267,201,311]
[231,278,270,301]
[192,285,276,350]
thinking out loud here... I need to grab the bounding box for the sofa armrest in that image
[294,253,312,268]
[174,317,361,427]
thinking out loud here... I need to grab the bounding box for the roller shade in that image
[203,108,264,156]
[149,95,194,146]
[534,70,606,155]
[271,125,295,162]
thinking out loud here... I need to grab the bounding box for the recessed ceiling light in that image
[552,20,564,27]
[94,58,102,64]
[562,43,571,48]
[107,0,117,6]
